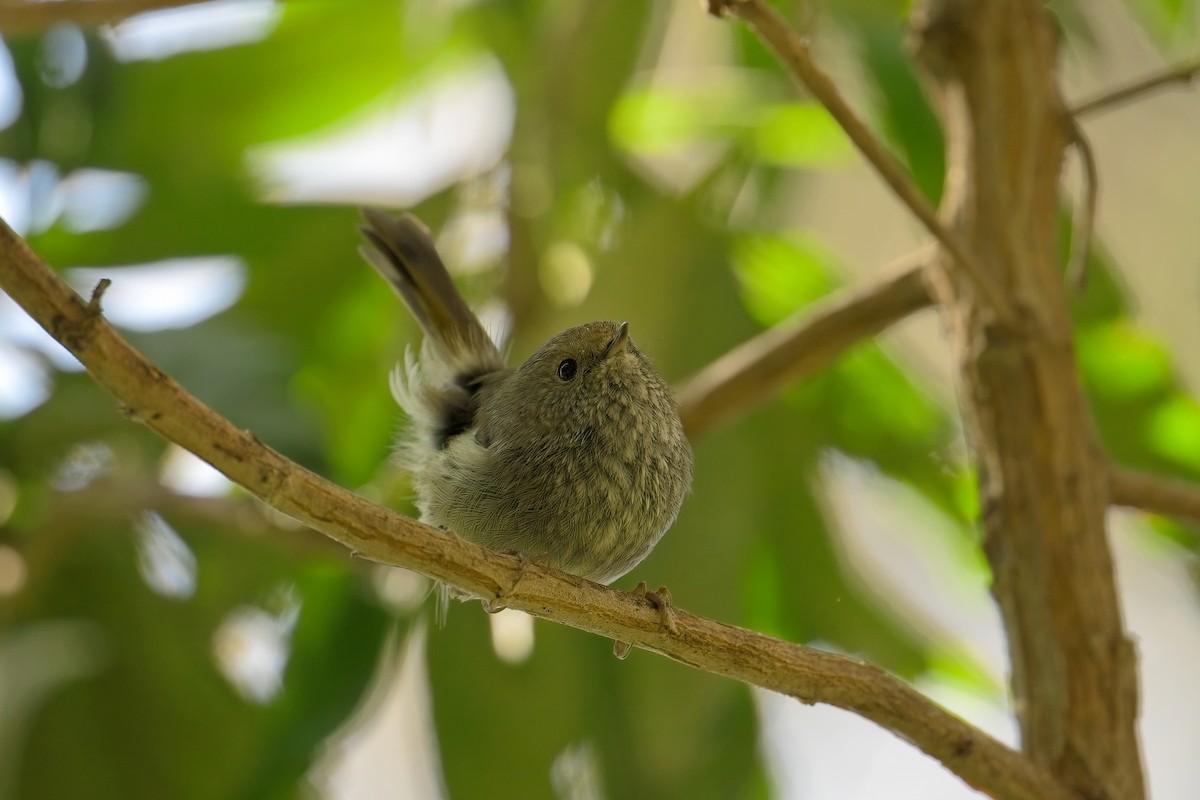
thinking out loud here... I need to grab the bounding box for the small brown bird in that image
[358,209,692,616]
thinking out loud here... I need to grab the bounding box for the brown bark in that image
[913,2,1144,797]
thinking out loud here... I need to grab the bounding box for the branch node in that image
[88,278,112,314]
[119,402,159,424]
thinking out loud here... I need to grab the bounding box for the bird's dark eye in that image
[557,358,577,381]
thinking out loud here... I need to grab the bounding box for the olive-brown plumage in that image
[359,209,692,594]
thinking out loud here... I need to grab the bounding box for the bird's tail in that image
[358,208,503,378]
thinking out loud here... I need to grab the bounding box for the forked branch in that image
[0,217,1073,800]
[705,0,1012,322]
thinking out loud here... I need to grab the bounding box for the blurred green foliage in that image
[0,1,1197,799]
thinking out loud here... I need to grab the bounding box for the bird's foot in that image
[482,551,547,614]
[634,581,677,634]
[613,581,677,660]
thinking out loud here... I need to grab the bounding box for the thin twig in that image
[1073,56,1200,118]
[0,217,1073,800]
[678,250,934,438]
[1065,118,1098,290]
[706,0,1012,323]
[88,278,112,313]
[1110,465,1200,523]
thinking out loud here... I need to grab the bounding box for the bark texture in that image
[914,2,1145,797]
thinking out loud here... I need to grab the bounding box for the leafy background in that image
[1,0,1198,798]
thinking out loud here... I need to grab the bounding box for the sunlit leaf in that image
[1122,0,1199,42]
[731,233,836,325]
[925,645,1004,697]
[950,467,980,524]
[1078,321,1173,401]
[1147,395,1200,471]
[832,346,943,446]
[749,102,851,166]
[611,84,848,168]
[610,87,725,154]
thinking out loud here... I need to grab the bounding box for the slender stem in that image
[1110,465,1200,522]
[707,0,1012,323]
[1073,56,1200,118]
[678,250,934,438]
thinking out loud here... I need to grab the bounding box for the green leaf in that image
[731,233,836,326]
[610,87,722,154]
[1147,395,1200,471]
[1122,0,1199,42]
[749,102,851,166]
[292,281,409,486]
[1078,321,1173,401]
[610,83,848,168]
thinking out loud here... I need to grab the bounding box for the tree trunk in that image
[914,2,1145,797]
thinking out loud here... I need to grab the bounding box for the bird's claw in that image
[613,580,677,660]
[482,551,546,614]
[634,580,677,634]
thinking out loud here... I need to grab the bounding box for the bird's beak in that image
[605,322,630,359]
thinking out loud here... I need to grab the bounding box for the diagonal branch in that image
[706,0,1012,322]
[1110,465,1200,523]
[1073,56,1200,118]
[0,0,201,32]
[0,220,1073,800]
[678,250,934,438]
[673,245,1200,529]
